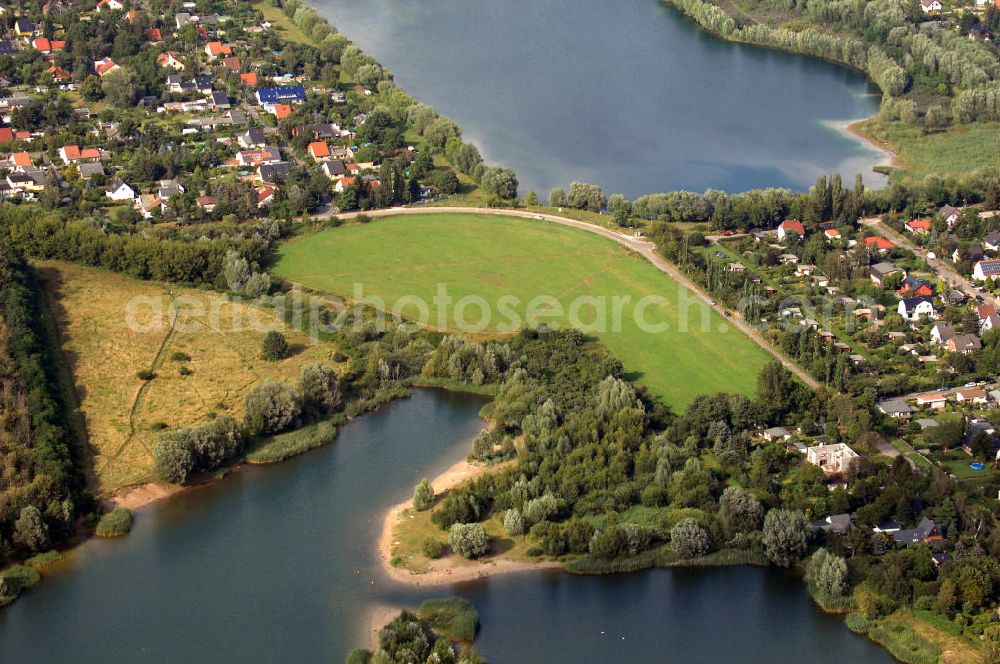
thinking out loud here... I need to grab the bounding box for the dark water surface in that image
[0,390,891,662]
[314,0,886,197]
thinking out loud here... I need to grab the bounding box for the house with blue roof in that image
[255,86,305,108]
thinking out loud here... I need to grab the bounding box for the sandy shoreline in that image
[839,117,899,170]
[377,458,561,586]
[105,481,183,510]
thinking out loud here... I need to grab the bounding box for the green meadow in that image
[273,214,770,407]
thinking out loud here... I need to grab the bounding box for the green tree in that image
[153,430,196,484]
[671,518,710,558]
[480,167,518,200]
[413,478,434,510]
[805,548,848,599]
[503,508,525,537]
[244,380,302,435]
[762,508,810,567]
[448,523,489,559]
[720,486,763,537]
[13,506,49,553]
[101,68,138,108]
[299,363,341,414]
[261,330,289,361]
[548,188,566,207]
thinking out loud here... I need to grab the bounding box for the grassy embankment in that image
[34,260,341,497]
[273,213,771,408]
[846,609,983,664]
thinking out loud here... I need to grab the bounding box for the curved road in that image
[333,205,820,389]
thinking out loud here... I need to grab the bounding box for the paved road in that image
[860,217,998,308]
[332,206,821,389]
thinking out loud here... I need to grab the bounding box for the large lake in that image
[0,390,893,663]
[315,0,886,198]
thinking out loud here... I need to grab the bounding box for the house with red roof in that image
[777,219,805,241]
[240,72,258,87]
[308,142,330,159]
[59,145,102,164]
[204,41,233,59]
[9,152,31,169]
[47,65,70,81]
[95,0,124,12]
[864,236,895,253]
[145,28,163,43]
[272,103,292,120]
[93,57,120,77]
[221,56,241,72]
[905,219,933,235]
[32,37,52,53]
[157,51,185,70]
[257,185,276,207]
[823,229,841,240]
[0,128,14,143]
[335,177,356,193]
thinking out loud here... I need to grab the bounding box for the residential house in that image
[105,179,135,201]
[58,145,101,164]
[955,388,989,404]
[256,184,275,207]
[916,391,949,409]
[145,28,163,43]
[238,128,267,149]
[272,104,292,120]
[157,180,185,199]
[973,259,1000,281]
[865,236,895,253]
[197,195,216,212]
[93,58,119,77]
[320,159,346,180]
[762,427,792,442]
[135,193,162,219]
[157,51,185,70]
[982,313,1000,334]
[878,399,914,419]
[870,262,903,286]
[811,513,853,535]
[255,86,305,109]
[307,141,330,159]
[946,334,982,354]
[985,230,1000,252]
[95,0,124,12]
[210,91,230,110]
[930,322,956,345]
[897,296,935,321]
[193,75,213,93]
[806,443,859,475]
[824,229,841,241]
[258,162,290,183]
[14,18,37,37]
[893,517,943,546]
[8,152,31,169]
[204,41,232,59]
[77,162,105,179]
[937,205,960,227]
[897,275,934,298]
[920,0,943,11]
[905,219,933,235]
[777,219,805,241]
[236,146,280,167]
[240,72,258,87]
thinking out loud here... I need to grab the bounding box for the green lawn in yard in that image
[254,1,315,46]
[273,213,771,407]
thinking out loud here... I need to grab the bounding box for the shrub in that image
[448,523,489,559]
[422,537,446,559]
[170,352,190,362]
[299,363,342,415]
[153,431,195,484]
[670,518,710,559]
[244,421,337,464]
[261,331,289,361]
[95,508,133,538]
[136,369,156,380]
[762,508,809,567]
[418,596,480,642]
[13,506,49,553]
[178,366,192,376]
[244,381,301,435]
[413,479,434,510]
[503,508,524,537]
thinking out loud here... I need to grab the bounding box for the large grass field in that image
[273,214,771,407]
[36,261,339,496]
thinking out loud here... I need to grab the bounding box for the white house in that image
[920,0,942,12]
[897,296,935,321]
[806,443,858,475]
[973,259,1000,281]
[104,180,135,201]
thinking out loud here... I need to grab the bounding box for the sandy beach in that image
[105,481,183,510]
[842,118,899,169]
[377,458,561,586]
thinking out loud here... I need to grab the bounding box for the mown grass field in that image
[36,261,339,496]
[273,214,771,407]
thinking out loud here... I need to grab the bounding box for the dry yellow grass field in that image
[35,261,338,497]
